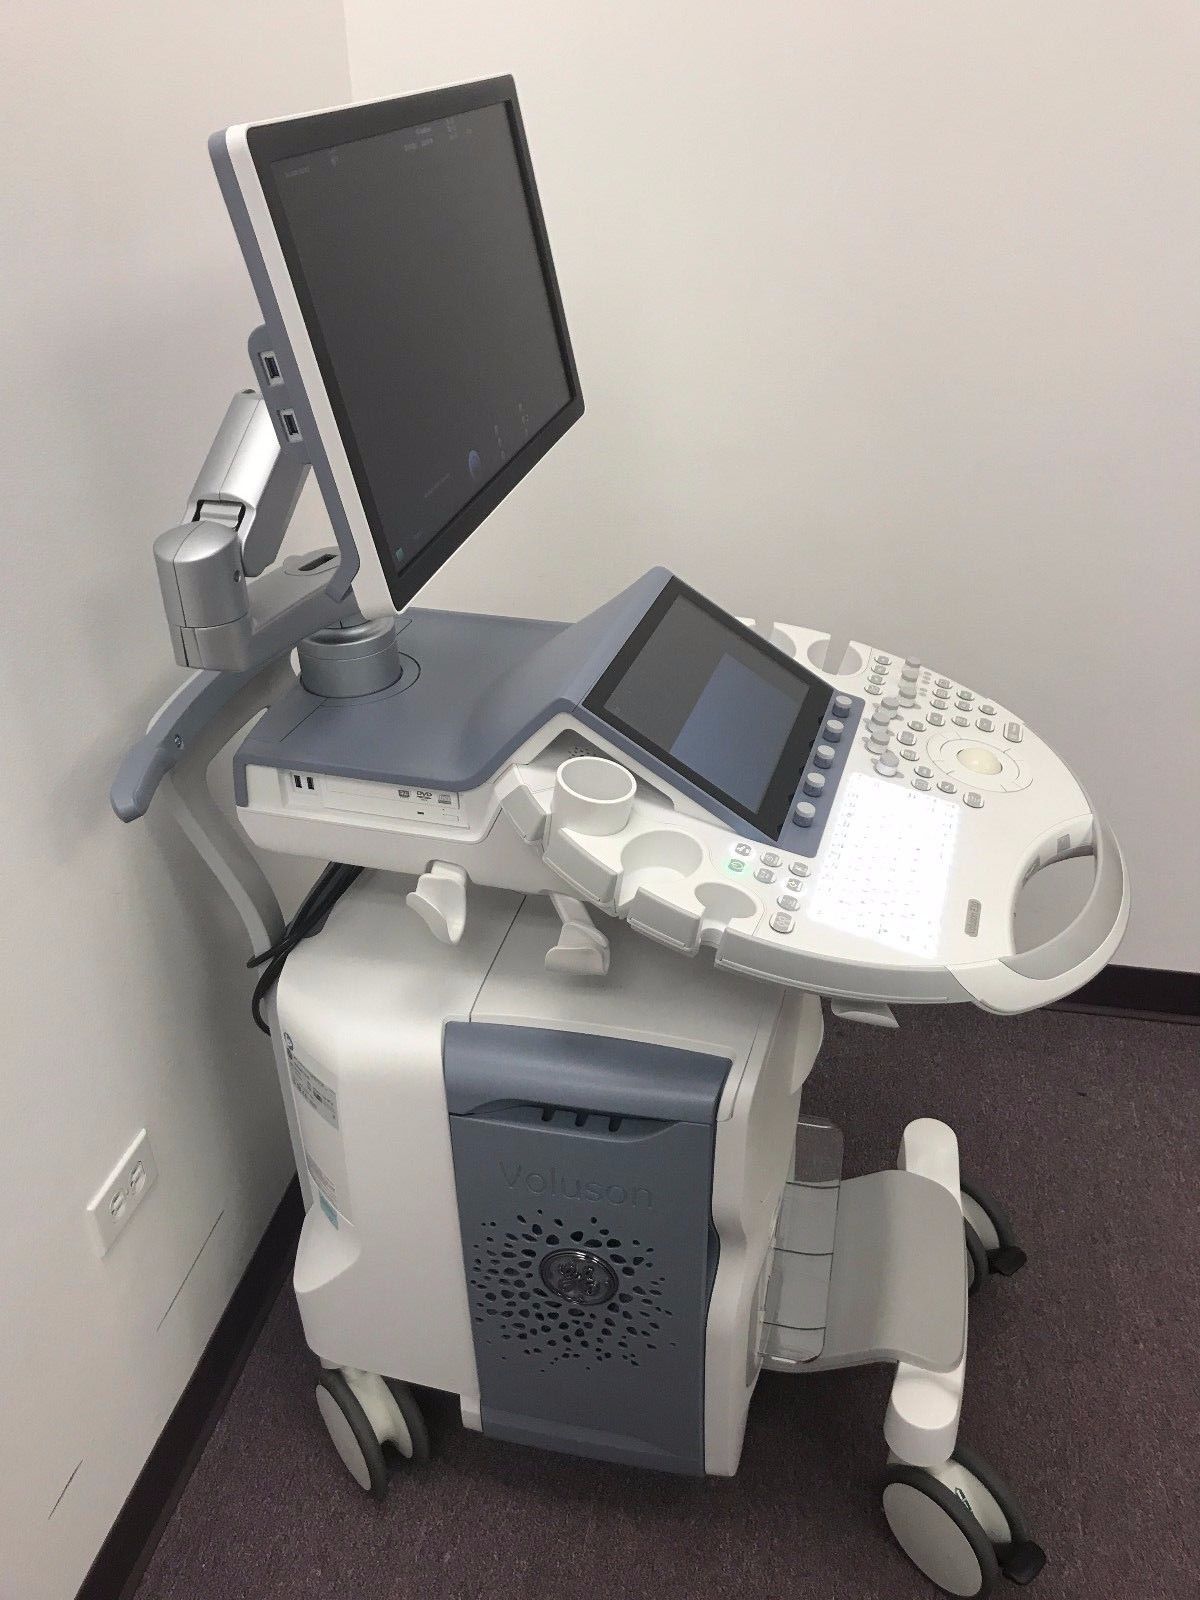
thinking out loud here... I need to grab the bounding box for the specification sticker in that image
[288,1051,339,1129]
[306,1153,338,1209]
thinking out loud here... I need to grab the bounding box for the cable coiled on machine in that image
[247,862,363,1034]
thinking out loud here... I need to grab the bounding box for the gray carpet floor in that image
[135,1005,1198,1600]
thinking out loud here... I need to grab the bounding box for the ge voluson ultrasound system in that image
[113,77,1129,1598]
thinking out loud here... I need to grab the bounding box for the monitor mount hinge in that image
[152,388,360,674]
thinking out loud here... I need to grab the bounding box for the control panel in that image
[226,571,1127,1016]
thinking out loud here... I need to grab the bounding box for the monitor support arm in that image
[153,389,359,673]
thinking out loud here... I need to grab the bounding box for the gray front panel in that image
[445,1024,729,1476]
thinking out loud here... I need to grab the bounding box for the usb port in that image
[279,408,301,441]
[292,774,303,789]
[260,350,283,386]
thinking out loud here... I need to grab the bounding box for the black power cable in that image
[248,862,363,1033]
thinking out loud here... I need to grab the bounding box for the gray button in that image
[980,703,996,715]
[953,714,970,727]
[899,690,917,705]
[760,850,782,867]
[958,689,975,702]
[932,692,950,706]
[728,859,746,873]
[898,729,917,746]
[824,718,845,742]
[901,666,919,683]
[832,693,852,715]
[793,801,817,826]
[904,656,921,670]
[755,867,777,883]
[927,712,945,727]
[868,672,886,686]
[964,791,984,809]
[734,842,752,856]
[900,748,918,761]
[881,695,900,712]
[955,700,973,714]
[913,777,931,791]
[786,877,801,891]
[976,717,995,732]
[777,894,799,911]
[875,752,899,774]
[1005,721,1023,743]
[813,743,836,768]
[916,765,933,778]
[789,862,811,877]
[908,719,926,732]
[867,737,890,756]
[865,684,882,694]
[938,779,957,794]
[874,653,892,666]
[770,912,795,935]
[803,771,827,796]
[936,677,951,689]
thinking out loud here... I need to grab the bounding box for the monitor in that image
[585,578,831,838]
[211,77,583,613]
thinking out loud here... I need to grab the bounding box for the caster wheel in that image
[316,1370,388,1499]
[383,1376,431,1464]
[964,1220,989,1297]
[315,1369,430,1499]
[882,1447,1046,1596]
[961,1178,1027,1290]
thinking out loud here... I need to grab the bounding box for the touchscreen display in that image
[588,586,827,835]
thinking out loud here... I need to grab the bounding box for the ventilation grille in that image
[468,1207,674,1373]
[540,731,606,765]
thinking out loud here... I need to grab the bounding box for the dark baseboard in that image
[78,1177,304,1600]
[1053,963,1198,1024]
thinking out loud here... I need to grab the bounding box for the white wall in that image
[0,5,350,1597]
[345,0,1200,971]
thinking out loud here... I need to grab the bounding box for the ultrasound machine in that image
[113,77,1129,1597]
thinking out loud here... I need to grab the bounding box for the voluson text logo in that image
[500,1162,652,1208]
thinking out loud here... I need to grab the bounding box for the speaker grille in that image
[468,1208,675,1373]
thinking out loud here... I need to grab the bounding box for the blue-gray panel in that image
[232,565,849,847]
[444,1023,729,1475]
[443,1021,731,1124]
[231,568,672,805]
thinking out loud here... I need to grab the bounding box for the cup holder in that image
[552,756,637,837]
[806,637,864,675]
[620,830,705,877]
[695,881,759,923]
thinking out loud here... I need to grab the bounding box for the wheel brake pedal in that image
[998,1538,1047,1585]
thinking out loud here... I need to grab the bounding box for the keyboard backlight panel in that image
[806,773,960,957]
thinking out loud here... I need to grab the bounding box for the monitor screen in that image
[586,581,830,837]
[247,81,581,607]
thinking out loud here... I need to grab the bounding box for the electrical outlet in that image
[87,1129,158,1255]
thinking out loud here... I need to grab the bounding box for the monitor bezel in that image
[583,576,832,839]
[242,77,583,612]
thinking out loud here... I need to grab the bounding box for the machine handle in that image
[110,666,265,822]
[999,819,1127,983]
[953,816,1130,1013]
[111,738,176,823]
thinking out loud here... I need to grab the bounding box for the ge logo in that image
[538,1249,618,1306]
